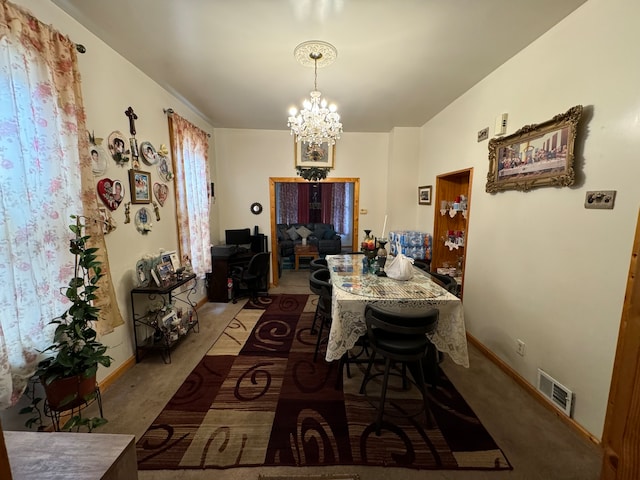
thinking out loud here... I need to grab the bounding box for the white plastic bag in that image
[386,240,414,281]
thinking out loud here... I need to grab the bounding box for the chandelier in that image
[287,41,342,146]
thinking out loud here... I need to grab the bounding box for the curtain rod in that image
[163,108,211,137]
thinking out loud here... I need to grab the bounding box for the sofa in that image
[276,223,342,273]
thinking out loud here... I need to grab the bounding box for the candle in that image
[381,214,388,240]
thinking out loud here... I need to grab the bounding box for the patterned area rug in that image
[136,294,511,471]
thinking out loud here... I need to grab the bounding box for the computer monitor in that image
[225,228,251,249]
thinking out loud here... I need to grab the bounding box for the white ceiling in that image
[52,0,587,133]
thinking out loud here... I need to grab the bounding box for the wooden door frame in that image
[600,209,640,479]
[269,177,360,286]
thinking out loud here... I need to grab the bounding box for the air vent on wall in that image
[537,368,574,417]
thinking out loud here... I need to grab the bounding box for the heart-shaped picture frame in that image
[153,182,169,206]
[97,178,125,211]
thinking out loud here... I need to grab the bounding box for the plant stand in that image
[44,385,103,432]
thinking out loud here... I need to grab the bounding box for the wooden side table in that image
[294,244,319,270]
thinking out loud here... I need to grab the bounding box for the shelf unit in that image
[432,168,473,299]
[130,273,199,363]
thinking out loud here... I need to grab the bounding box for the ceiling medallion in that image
[287,40,343,147]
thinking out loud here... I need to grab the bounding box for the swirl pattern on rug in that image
[136,294,511,471]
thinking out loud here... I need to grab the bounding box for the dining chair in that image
[308,267,330,335]
[413,259,431,272]
[309,268,332,362]
[359,304,439,435]
[309,257,328,273]
[428,271,458,295]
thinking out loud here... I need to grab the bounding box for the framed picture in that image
[486,105,583,193]
[418,185,432,205]
[156,261,174,285]
[140,141,159,166]
[129,169,151,204]
[294,140,335,169]
[161,310,178,329]
[161,251,180,272]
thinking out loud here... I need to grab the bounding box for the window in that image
[168,113,212,277]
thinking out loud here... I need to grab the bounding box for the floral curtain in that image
[168,112,211,278]
[276,183,298,224]
[320,183,333,224]
[297,182,310,223]
[0,0,122,409]
[332,182,348,234]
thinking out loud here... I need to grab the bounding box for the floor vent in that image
[537,368,573,417]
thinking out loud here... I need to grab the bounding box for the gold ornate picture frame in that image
[294,140,335,169]
[486,105,583,193]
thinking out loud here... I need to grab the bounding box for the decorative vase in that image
[376,238,388,272]
[362,229,376,260]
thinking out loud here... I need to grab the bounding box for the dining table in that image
[325,254,469,367]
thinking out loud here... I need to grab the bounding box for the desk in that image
[207,236,269,302]
[326,254,469,367]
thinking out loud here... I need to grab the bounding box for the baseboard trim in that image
[466,332,601,446]
[99,355,136,393]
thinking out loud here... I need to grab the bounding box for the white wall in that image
[386,127,422,234]
[213,129,390,252]
[2,0,216,429]
[418,0,640,439]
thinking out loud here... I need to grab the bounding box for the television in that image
[225,228,251,249]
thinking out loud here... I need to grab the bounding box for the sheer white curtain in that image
[168,112,211,278]
[0,0,85,408]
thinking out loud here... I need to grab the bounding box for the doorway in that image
[269,177,360,286]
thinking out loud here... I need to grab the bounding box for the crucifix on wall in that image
[125,106,140,168]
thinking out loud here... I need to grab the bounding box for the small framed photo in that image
[161,310,178,329]
[129,169,151,204]
[161,250,181,272]
[156,261,174,285]
[294,140,335,169]
[418,185,432,205]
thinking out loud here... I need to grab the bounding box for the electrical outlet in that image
[584,190,616,209]
[516,339,525,356]
[477,127,489,142]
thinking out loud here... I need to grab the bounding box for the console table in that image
[130,273,199,363]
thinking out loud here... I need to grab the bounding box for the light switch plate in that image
[585,190,616,209]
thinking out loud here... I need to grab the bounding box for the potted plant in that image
[21,215,112,431]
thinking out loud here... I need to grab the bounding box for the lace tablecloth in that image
[325,254,469,367]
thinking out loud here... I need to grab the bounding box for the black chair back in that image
[428,271,458,295]
[365,304,438,347]
[248,252,270,278]
[310,258,328,273]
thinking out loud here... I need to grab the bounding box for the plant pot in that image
[42,373,97,412]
